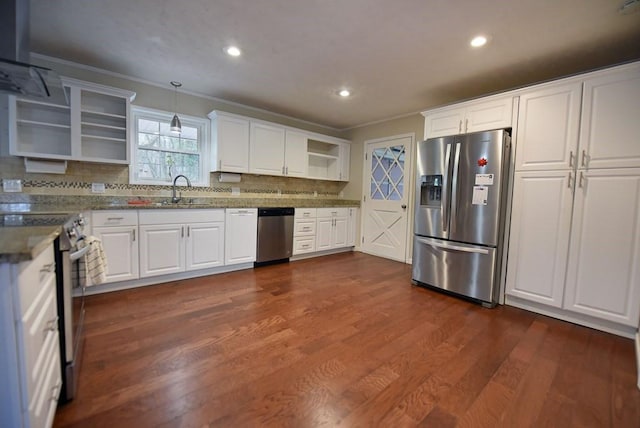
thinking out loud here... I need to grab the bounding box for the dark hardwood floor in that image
[53,252,640,427]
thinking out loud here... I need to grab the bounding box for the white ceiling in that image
[30,0,640,130]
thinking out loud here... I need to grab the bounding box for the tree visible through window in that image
[130,107,209,186]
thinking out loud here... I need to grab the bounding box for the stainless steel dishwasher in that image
[255,207,295,266]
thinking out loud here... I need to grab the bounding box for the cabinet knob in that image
[401,204,407,209]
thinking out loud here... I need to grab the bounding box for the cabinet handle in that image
[465,118,468,133]
[282,166,285,174]
[569,151,574,167]
[181,226,184,238]
[40,262,55,273]
[43,316,58,336]
[578,171,585,188]
[581,150,587,167]
[303,213,310,217]
[238,210,249,214]
[107,217,124,221]
[567,172,573,189]
[187,226,190,237]
[51,381,62,401]
[458,120,462,133]
[286,166,289,175]
[302,244,310,248]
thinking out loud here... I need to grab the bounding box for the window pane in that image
[137,148,200,183]
[138,118,159,134]
[181,126,198,140]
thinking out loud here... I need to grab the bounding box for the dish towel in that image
[80,236,108,285]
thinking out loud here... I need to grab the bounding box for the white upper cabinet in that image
[9,77,135,164]
[514,81,583,172]
[250,121,286,175]
[563,168,640,326]
[284,130,308,177]
[578,65,640,170]
[423,96,513,139]
[210,111,250,173]
[340,142,351,182]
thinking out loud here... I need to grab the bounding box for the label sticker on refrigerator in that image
[475,174,494,185]
[472,186,489,205]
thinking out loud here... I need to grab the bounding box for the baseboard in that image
[636,330,640,389]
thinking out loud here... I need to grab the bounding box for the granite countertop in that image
[0,198,360,263]
[0,225,62,263]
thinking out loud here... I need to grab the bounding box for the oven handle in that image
[69,244,90,261]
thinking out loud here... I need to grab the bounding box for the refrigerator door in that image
[412,236,498,304]
[414,136,454,239]
[450,129,508,246]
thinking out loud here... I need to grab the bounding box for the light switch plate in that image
[91,183,106,193]
[2,179,22,192]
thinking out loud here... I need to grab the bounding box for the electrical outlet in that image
[314,190,318,197]
[2,179,22,193]
[91,183,106,193]
[231,187,240,196]
[339,191,344,198]
[277,189,282,196]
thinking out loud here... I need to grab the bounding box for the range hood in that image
[0,0,65,100]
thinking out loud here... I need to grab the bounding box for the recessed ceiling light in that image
[339,89,351,97]
[470,35,488,47]
[226,46,241,57]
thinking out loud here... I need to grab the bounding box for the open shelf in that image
[17,120,70,129]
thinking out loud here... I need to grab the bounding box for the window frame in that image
[129,106,210,187]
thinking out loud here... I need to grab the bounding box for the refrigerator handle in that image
[442,143,452,232]
[449,142,461,234]
[416,237,490,255]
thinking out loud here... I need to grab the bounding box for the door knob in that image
[401,204,407,209]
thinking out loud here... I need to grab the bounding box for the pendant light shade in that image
[170,81,182,134]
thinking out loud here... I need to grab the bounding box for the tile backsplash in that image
[0,156,349,201]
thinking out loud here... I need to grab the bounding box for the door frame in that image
[360,132,416,264]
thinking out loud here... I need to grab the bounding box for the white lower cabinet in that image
[139,210,225,278]
[316,208,349,251]
[0,244,61,428]
[563,168,640,325]
[293,208,317,255]
[225,208,258,265]
[92,210,139,283]
[506,168,640,330]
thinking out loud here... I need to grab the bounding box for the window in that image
[130,106,209,186]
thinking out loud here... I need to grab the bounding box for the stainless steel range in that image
[54,213,88,403]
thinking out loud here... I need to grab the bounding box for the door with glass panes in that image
[362,135,412,261]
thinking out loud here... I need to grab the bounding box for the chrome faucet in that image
[171,174,192,203]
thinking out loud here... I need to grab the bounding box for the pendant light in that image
[170,81,182,134]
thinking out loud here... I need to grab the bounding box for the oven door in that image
[58,243,88,402]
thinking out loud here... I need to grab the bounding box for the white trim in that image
[32,53,342,133]
[129,105,210,187]
[83,263,254,295]
[290,247,353,261]
[636,330,640,389]
[505,295,636,339]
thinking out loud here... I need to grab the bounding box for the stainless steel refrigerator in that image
[412,129,511,306]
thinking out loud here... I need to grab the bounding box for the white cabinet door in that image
[563,168,640,326]
[92,225,139,283]
[333,216,349,247]
[423,107,465,139]
[515,82,583,171]
[211,112,250,173]
[505,171,574,307]
[316,218,333,251]
[579,65,640,170]
[139,224,184,278]
[284,130,308,177]
[225,209,258,265]
[185,222,224,271]
[347,208,359,246]
[250,122,285,175]
[464,97,513,134]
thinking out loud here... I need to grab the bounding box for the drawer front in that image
[29,332,61,428]
[139,209,225,225]
[293,236,316,254]
[317,207,349,218]
[295,208,316,219]
[21,273,58,400]
[92,210,138,227]
[294,220,316,236]
[17,245,55,316]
